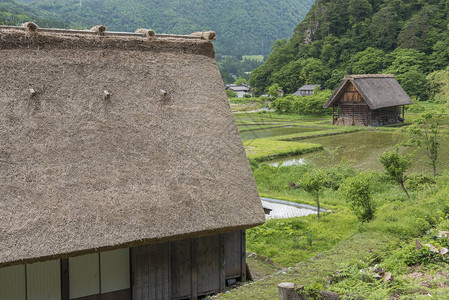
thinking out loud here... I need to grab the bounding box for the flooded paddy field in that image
[240,126,324,140]
[269,130,449,174]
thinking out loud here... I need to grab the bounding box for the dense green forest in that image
[250,0,449,101]
[14,0,314,56]
[0,0,66,28]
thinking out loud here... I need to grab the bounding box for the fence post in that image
[277,282,307,300]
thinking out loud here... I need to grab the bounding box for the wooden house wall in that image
[223,231,246,280]
[132,230,246,300]
[0,230,246,300]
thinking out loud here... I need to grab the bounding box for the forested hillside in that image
[16,0,315,56]
[0,0,66,28]
[250,0,449,101]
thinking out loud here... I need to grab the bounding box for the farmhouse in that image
[0,24,265,300]
[324,74,413,126]
[292,84,320,96]
[225,83,252,98]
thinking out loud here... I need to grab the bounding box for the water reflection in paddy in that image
[240,126,323,141]
[262,199,317,220]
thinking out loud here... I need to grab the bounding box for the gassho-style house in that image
[0,23,265,300]
[324,74,413,126]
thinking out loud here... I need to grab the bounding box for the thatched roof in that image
[0,26,265,267]
[324,74,413,109]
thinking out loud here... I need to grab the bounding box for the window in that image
[0,260,61,300]
[0,249,130,300]
[0,265,26,300]
[27,260,61,300]
[69,248,130,299]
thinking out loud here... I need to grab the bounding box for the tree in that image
[396,67,428,100]
[430,38,449,70]
[271,59,303,93]
[226,89,237,98]
[342,172,375,222]
[268,83,282,98]
[384,49,428,99]
[296,169,328,218]
[348,0,372,25]
[403,112,441,177]
[234,77,248,85]
[397,8,431,52]
[369,7,399,51]
[299,58,329,84]
[378,148,412,200]
[350,47,386,75]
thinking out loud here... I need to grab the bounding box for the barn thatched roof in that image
[0,26,265,267]
[324,74,413,109]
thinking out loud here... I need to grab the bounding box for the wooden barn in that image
[0,24,265,300]
[324,74,413,126]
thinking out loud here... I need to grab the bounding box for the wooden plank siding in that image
[170,239,192,299]
[223,230,245,280]
[132,243,170,300]
[132,230,246,300]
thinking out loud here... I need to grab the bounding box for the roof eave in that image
[323,79,348,108]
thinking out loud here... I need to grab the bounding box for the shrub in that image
[342,173,376,222]
[271,90,333,115]
[406,173,436,191]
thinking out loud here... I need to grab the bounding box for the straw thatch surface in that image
[0,28,265,266]
[324,74,413,109]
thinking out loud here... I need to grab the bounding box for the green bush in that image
[271,90,333,115]
[325,163,357,191]
[406,173,436,191]
[342,172,376,222]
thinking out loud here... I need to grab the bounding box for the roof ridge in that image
[0,24,215,41]
[344,74,394,79]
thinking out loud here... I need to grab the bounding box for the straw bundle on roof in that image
[90,25,107,35]
[190,31,216,40]
[135,28,156,38]
[22,22,38,33]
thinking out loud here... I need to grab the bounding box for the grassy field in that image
[244,138,322,162]
[242,55,265,62]
[220,110,449,299]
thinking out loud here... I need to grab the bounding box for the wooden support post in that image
[352,102,355,126]
[219,234,225,291]
[277,282,307,300]
[191,239,198,300]
[332,106,335,125]
[241,230,246,282]
[61,259,69,300]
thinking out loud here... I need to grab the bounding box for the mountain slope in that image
[16,0,315,56]
[0,0,66,28]
[249,0,449,100]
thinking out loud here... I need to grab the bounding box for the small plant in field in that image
[342,172,376,222]
[305,231,313,247]
[323,146,341,164]
[296,169,328,218]
[402,112,442,177]
[378,147,412,201]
